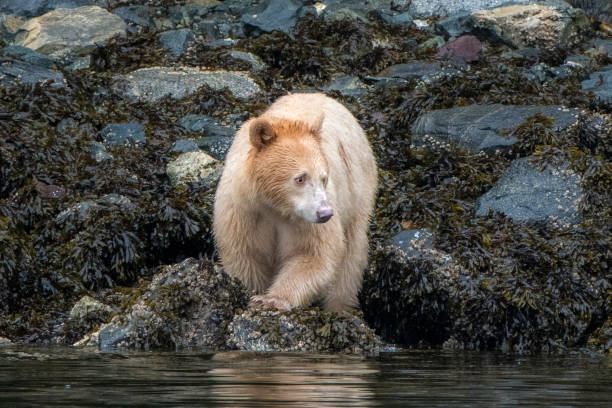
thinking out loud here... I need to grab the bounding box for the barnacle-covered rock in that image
[77,259,249,351]
[411,104,582,153]
[166,151,222,187]
[581,65,612,105]
[227,308,383,354]
[474,157,583,226]
[114,67,261,101]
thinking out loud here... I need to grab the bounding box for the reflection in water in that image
[208,353,376,407]
[0,347,611,407]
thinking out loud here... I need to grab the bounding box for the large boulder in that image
[581,65,612,105]
[114,67,261,102]
[76,259,250,351]
[474,156,583,225]
[227,309,382,353]
[14,6,127,58]
[409,0,531,19]
[0,0,93,19]
[411,104,582,153]
[438,1,591,54]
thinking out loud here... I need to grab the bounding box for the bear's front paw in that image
[249,295,292,311]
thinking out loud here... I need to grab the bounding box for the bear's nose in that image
[316,208,333,223]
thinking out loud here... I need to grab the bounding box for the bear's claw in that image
[249,295,292,311]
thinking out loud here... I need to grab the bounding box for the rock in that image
[409,0,531,19]
[375,9,414,26]
[316,0,389,22]
[229,50,265,71]
[227,308,382,353]
[360,244,459,346]
[0,14,24,43]
[34,180,66,199]
[171,139,200,153]
[179,114,234,160]
[2,45,56,68]
[168,3,221,31]
[100,122,146,147]
[114,67,261,102]
[0,337,14,346]
[113,6,155,29]
[0,0,94,19]
[369,61,462,85]
[324,75,368,98]
[81,259,249,351]
[69,295,112,321]
[474,157,582,225]
[14,6,127,58]
[581,65,612,105]
[158,29,195,57]
[590,39,612,59]
[56,194,135,224]
[437,35,483,62]
[166,151,222,187]
[0,57,65,87]
[89,141,113,162]
[470,2,591,54]
[411,104,582,153]
[392,229,435,255]
[241,0,301,35]
[391,0,412,13]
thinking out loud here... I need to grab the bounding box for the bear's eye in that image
[295,174,306,185]
[322,175,328,186]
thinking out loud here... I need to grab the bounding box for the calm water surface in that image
[1,347,611,407]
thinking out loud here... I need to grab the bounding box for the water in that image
[1,347,611,407]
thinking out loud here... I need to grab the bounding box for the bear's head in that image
[248,117,333,224]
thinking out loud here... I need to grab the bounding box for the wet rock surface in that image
[411,104,582,153]
[227,309,383,353]
[474,157,583,225]
[79,259,249,351]
[1,0,611,355]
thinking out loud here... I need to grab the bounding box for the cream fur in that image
[213,93,378,311]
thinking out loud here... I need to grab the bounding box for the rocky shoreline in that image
[1,0,610,354]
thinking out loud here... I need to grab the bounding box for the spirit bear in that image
[213,93,377,312]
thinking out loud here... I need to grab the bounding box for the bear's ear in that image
[250,119,277,150]
[309,114,324,139]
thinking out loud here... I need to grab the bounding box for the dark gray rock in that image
[171,139,200,153]
[411,104,582,153]
[168,3,219,29]
[0,0,93,19]
[227,308,383,353]
[324,75,368,98]
[474,157,582,225]
[55,194,134,225]
[114,67,261,102]
[113,6,155,28]
[314,0,389,22]
[158,29,195,57]
[241,0,301,35]
[392,230,435,255]
[391,0,412,13]
[0,14,24,43]
[78,259,250,351]
[581,65,612,104]
[0,57,64,87]
[367,61,463,85]
[179,114,234,160]
[100,122,146,147]
[591,39,612,58]
[375,9,414,26]
[228,50,265,71]
[89,141,113,162]
[2,45,55,68]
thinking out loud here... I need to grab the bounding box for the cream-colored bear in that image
[213,93,377,312]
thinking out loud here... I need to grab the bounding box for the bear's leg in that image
[215,207,273,294]
[250,227,344,310]
[322,220,368,312]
